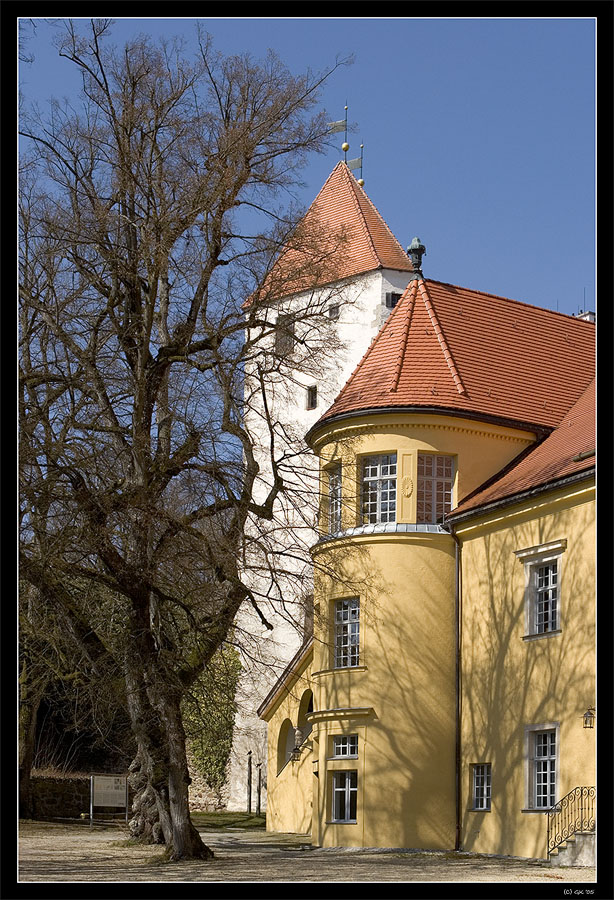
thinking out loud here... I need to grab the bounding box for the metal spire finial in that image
[327,107,365,185]
[407,237,426,279]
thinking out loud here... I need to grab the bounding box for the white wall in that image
[225,267,412,811]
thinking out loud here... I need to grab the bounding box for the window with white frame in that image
[332,770,358,822]
[534,562,558,633]
[532,729,557,808]
[334,598,360,668]
[362,454,397,524]
[516,540,566,638]
[332,735,358,758]
[328,464,342,534]
[472,763,492,810]
[417,453,454,523]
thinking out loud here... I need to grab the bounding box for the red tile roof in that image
[313,277,595,434]
[449,377,595,517]
[250,162,413,303]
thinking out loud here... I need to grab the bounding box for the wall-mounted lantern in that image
[582,707,596,729]
[290,745,302,761]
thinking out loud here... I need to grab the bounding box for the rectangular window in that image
[516,541,566,639]
[385,292,401,309]
[334,598,360,668]
[534,562,558,633]
[306,385,318,410]
[533,730,556,808]
[472,764,492,810]
[332,735,358,758]
[332,770,358,822]
[328,464,342,534]
[362,454,397,524]
[275,315,295,356]
[417,453,454,523]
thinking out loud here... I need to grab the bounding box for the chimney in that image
[573,309,596,323]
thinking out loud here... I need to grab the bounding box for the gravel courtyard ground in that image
[16,820,599,886]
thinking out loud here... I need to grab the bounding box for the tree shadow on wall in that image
[460,503,595,859]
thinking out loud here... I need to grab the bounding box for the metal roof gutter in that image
[444,467,595,527]
[306,404,551,448]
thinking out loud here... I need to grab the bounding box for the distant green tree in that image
[183,646,241,804]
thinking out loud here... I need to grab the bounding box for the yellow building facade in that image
[256,167,596,862]
[455,477,596,859]
[260,410,595,858]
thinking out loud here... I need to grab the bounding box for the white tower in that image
[225,161,415,811]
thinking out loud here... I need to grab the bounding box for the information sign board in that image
[89,774,129,826]
[92,775,127,807]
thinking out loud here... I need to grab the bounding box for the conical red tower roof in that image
[251,162,413,303]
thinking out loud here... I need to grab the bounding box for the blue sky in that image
[19,15,596,316]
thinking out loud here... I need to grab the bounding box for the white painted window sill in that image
[522,629,562,642]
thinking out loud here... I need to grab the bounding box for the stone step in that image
[550,831,595,867]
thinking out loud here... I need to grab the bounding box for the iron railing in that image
[547,786,596,859]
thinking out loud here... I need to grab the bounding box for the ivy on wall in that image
[182,646,241,799]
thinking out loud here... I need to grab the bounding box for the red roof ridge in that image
[389,279,418,393]
[325,162,412,272]
[346,170,381,267]
[425,278,596,325]
[448,377,596,517]
[333,162,381,265]
[418,280,467,396]
[348,167,411,270]
[307,160,346,209]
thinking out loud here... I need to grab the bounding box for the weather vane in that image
[327,105,365,186]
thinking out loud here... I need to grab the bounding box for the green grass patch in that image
[190,811,266,831]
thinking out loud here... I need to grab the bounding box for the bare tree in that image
[19,18,350,859]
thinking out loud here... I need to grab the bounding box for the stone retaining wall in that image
[30,775,91,819]
[30,767,227,818]
[30,775,130,820]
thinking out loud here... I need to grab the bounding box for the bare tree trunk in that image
[155,686,214,860]
[124,665,173,845]
[19,666,45,819]
[128,752,167,844]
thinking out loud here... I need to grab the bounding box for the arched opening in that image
[296,689,314,744]
[277,718,295,773]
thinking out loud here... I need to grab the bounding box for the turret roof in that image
[251,162,413,303]
[312,277,595,435]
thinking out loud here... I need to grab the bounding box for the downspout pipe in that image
[443,518,462,852]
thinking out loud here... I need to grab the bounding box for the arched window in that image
[277,718,295,773]
[296,690,314,744]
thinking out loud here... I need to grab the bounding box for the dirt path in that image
[17,820,598,884]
